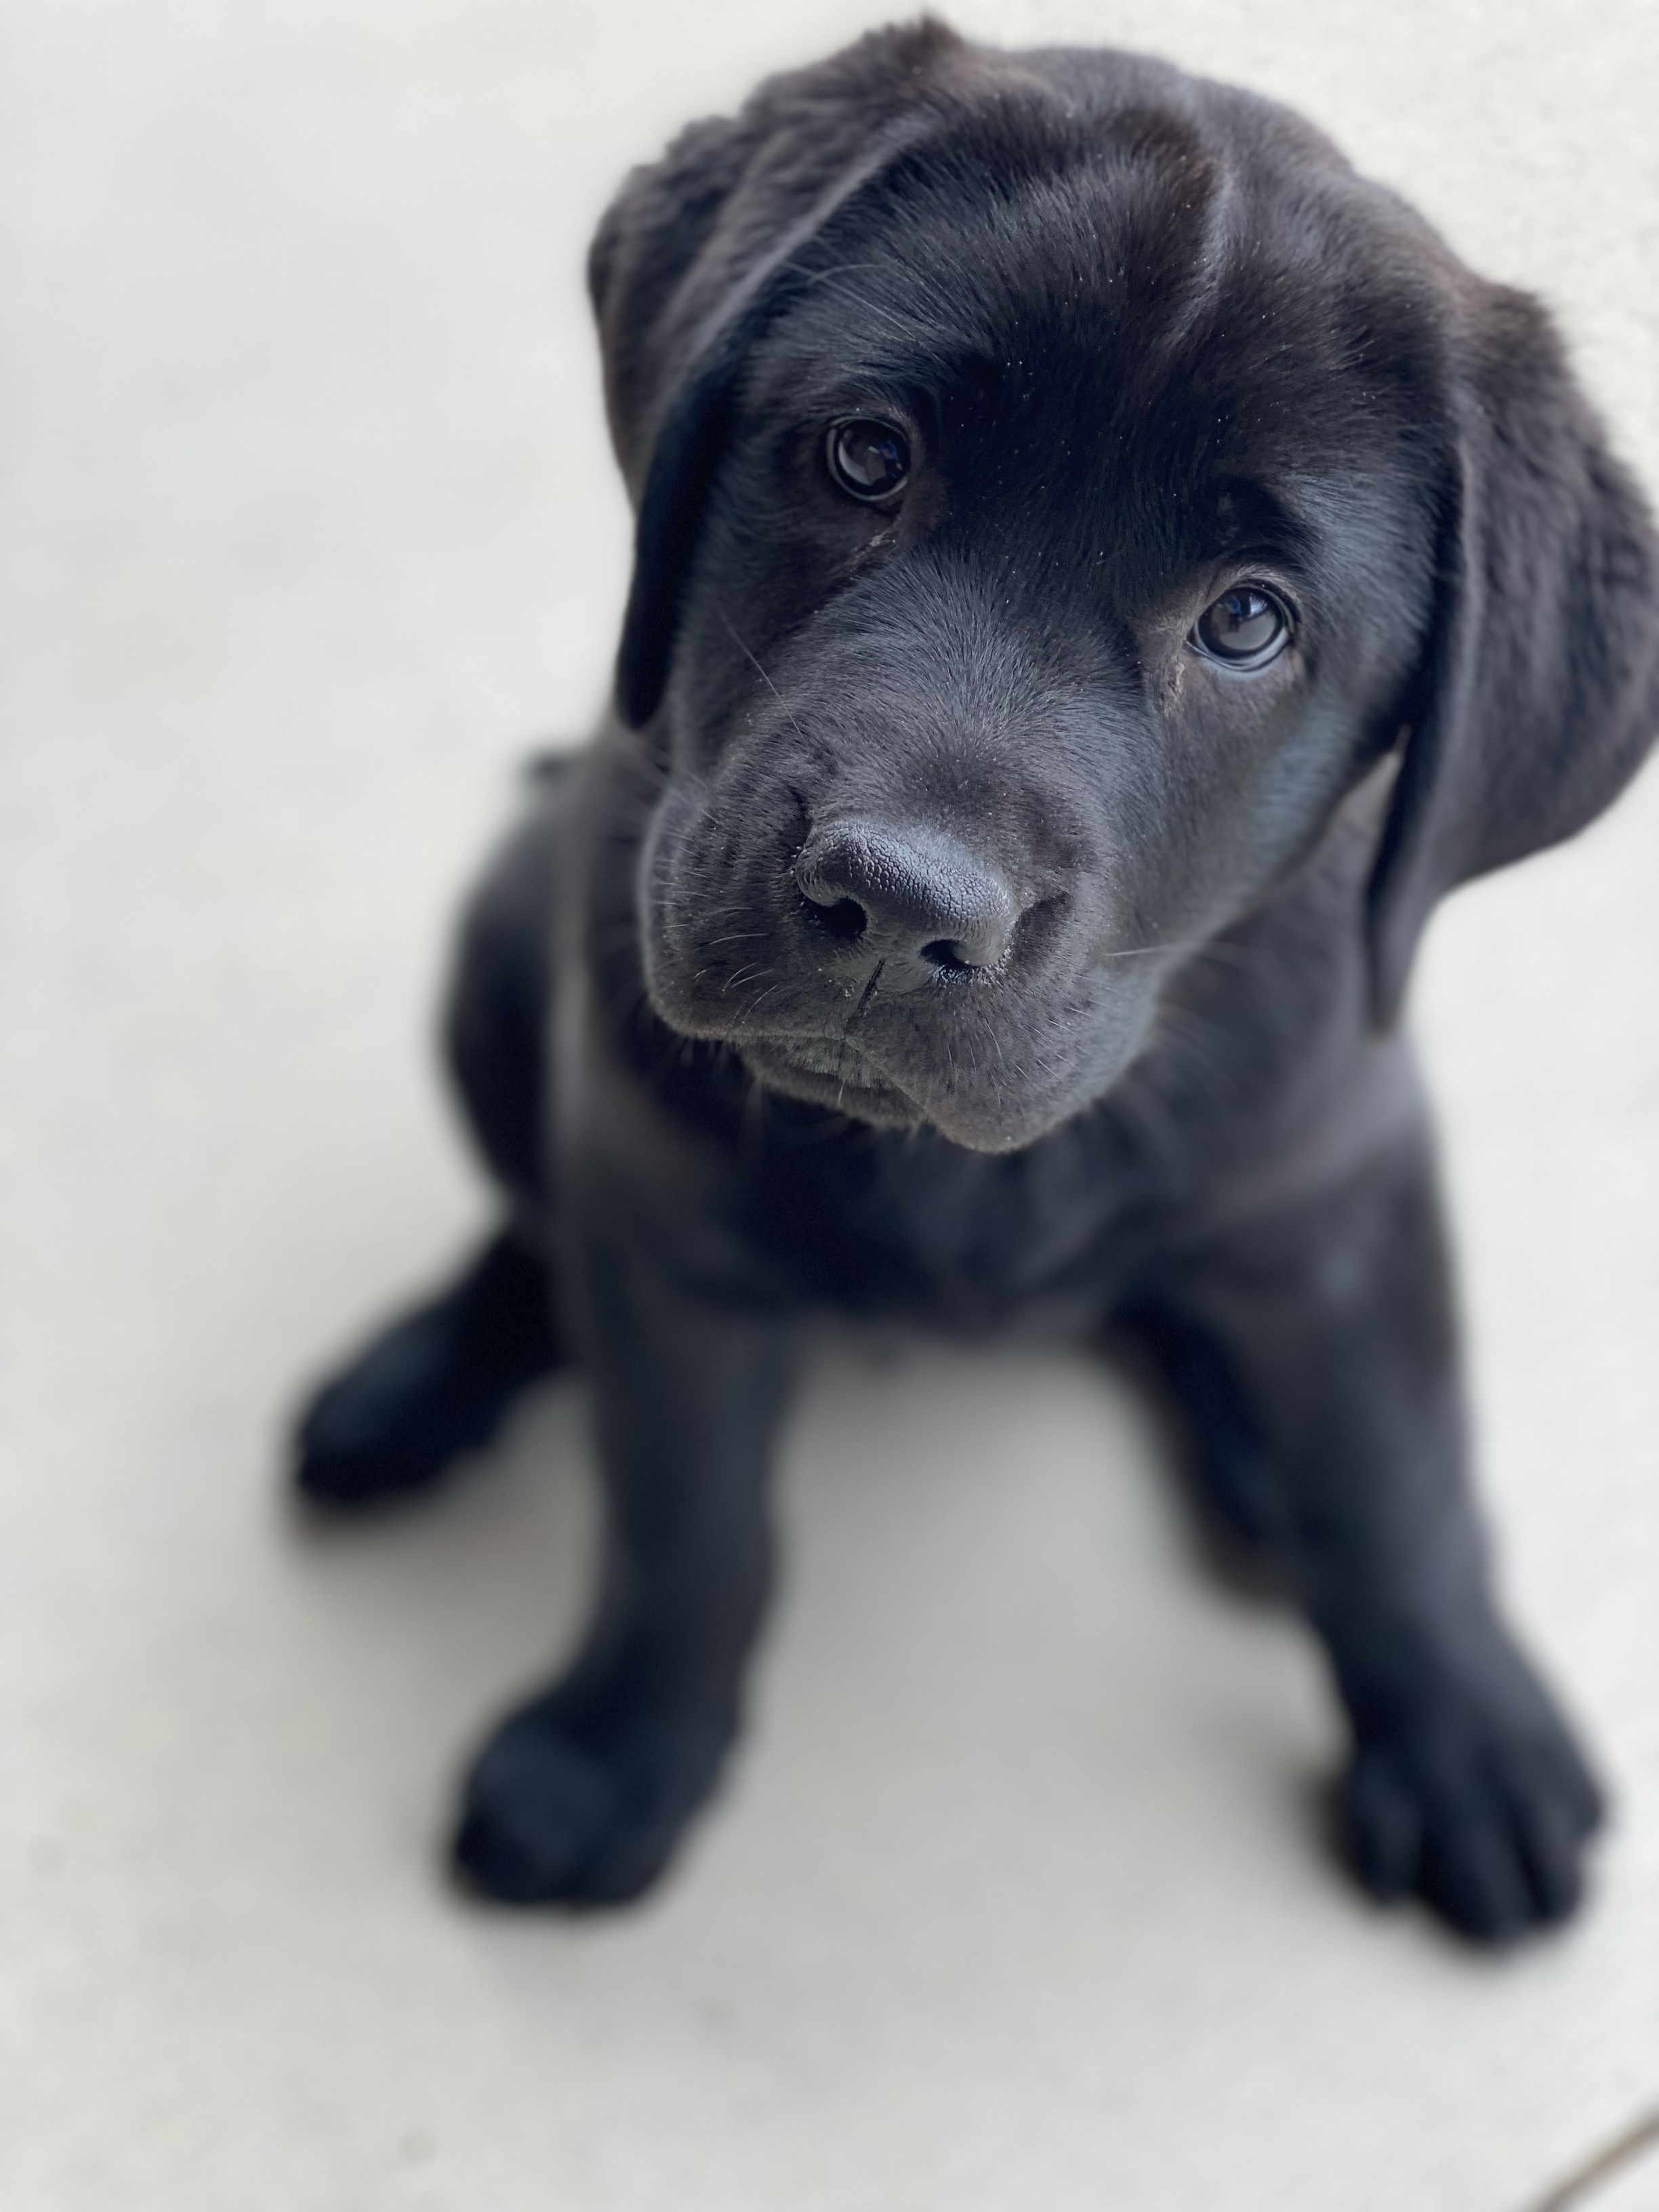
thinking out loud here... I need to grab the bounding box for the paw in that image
[293,1238,557,1509]
[1341,1679,1604,1943]
[293,1304,504,1506]
[451,1696,728,1908]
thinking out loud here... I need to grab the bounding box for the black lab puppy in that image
[295,23,1659,1940]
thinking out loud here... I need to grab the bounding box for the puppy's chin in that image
[736,1037,926,1130]
[735,1037,1085,1154]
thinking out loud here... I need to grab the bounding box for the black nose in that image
[793,819,1018,972]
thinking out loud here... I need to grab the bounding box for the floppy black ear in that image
[586,20,982,729]
[1366,285,1659,1025]
[611,293,768,732]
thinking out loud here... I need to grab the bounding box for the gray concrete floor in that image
[3,1,1658,2207]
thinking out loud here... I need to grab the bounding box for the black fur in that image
[294,23,1659,1939]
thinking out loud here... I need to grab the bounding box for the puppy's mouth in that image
[737,1034,925,1126]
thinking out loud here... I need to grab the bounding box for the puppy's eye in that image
[825,417,910,503]
[1191,586,1292,670]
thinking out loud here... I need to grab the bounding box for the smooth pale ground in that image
[2,1,1656,2207]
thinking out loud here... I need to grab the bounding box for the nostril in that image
[811,894,867,942]
[794,819,1017,970]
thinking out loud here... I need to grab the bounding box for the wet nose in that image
[793,819,1019,972]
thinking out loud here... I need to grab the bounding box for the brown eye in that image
[1191,585,1292,669]
[826,417,910,503]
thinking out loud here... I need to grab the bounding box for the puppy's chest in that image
[742,1120,1165,1330]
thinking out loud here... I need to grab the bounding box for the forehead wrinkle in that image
[756,121,1416,453]
[794,140,1219,377]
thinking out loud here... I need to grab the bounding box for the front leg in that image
[1145,1126,1603,1942]
[453,1218,799,1908]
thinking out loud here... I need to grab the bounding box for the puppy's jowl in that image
[296,25,1658,1938]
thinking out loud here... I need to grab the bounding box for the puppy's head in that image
[592,23,1658,1151]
